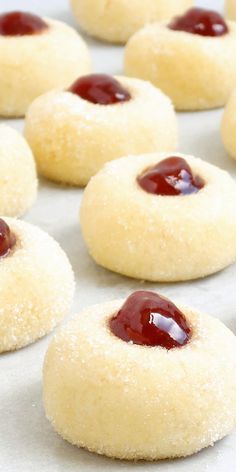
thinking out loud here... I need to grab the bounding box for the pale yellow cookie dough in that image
[70,0,192,44]
[0,125,37,216]
[221,90,236,160]
[225,0,236,20]
[0,18,91,117]
[43,297,236,460]
[124,20,236,110]
[0,218,74,353]
[24,76,177,186]
[80,152,236,282]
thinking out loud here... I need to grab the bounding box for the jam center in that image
[0,11,48,36]
[110,291,191,349]
[169,8,229,37]
[137,156,205,196]
[68,74,131,105]
[0,219,16,257]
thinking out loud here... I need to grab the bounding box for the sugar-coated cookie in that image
[0,218,74,353]
[70,0,193,44]
[43,290,236,460]
[125,8,236,110]
[221,91,236,160]
[225,0,236,20]
[0,11,91,117]
[24,74,177,187]
[80,152,236,281]
[0,125,37,216]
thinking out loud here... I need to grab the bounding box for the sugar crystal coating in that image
[0,125,37,216]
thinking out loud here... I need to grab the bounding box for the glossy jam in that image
[0,219,16,257]
[110,291,191,349]
[169,7,228,37]
[137,156,204,196]
[68,74,131,105]
[0,11,48,36]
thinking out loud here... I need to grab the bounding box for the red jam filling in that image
[0,219,16,257]
[137,156,204,196]
[110,291,191,349]
[68,74,131,105]
[0,11,48,36]
[169,7,228,37]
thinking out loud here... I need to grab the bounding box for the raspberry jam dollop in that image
[110,291,191,349]
[0,219,16,257]
[137,156,204,196]
[68,74,131,105]
[0,11,48,36]
[169,8,228,37]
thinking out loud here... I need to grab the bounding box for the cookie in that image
[125,8,236,110]
[80,152,236,281]
[25,75,177,186]
[0,218,74,352]
[43,290,236,460]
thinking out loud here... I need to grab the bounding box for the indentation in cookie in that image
[0,218,16,257]
[169,7,228,37]
[109,291,191,349]
[68,74,131,105]
[0,11,48,36]
[137,156,205,196]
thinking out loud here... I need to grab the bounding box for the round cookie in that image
[70,0,193,44]
[0,125,37,216]
[43,291,236,460]
[24,75,177,187]
[124,8,236,110]
[80,152,236,282]
[221,90,236,160]
[225,0,236,20]
[0,217,74,353]
[0,11,91,117]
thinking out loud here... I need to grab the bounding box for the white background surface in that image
[1,0,236,471]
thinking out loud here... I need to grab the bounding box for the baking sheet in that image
[1,0,236,470]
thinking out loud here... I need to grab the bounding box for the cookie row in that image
[71,0,235,43]
[3,97,236,283]
[4,67,236,221]
[2,226,236,461]
[0,216,234,460]
[1,8,236,115]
